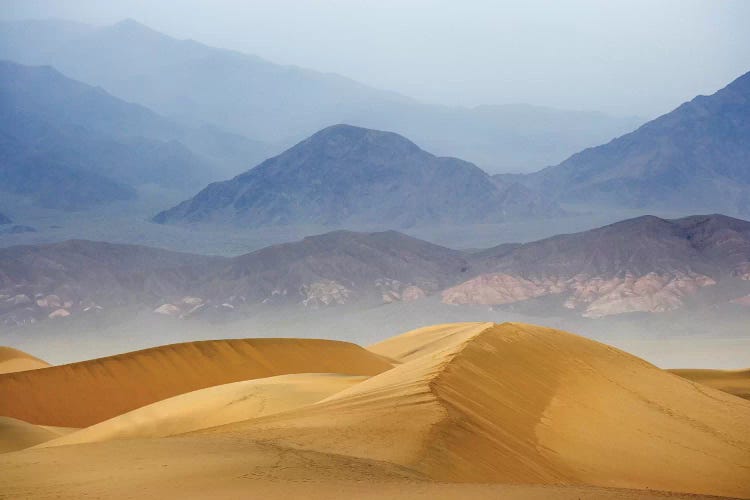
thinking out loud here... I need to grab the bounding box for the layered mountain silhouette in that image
[445,214,750,316]
[153,124,560,227]
[0,60,271,209]
[0,19,641,172]
[2,214,749,326]
[524,70,750,215]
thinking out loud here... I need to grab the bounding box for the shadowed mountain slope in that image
[526,70,750,215]
[153,124,560,227]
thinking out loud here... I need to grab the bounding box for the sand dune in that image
[205,322,750,498]
[670,368,750,400]
[1,322,748,498]
[0,346,50,374]
[41,373,368,447]
[0,338,392,427]
[0,416,74,453]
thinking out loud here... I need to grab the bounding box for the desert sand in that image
[0,346,50,374]
[0,416,75,453]
[670,368,750,400]
[0,338,391,427]
[40,373,368,447]
[0,322,748,499]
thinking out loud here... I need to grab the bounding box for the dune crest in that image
[0,338,392,427]
[203,322,750,498]
[0,346,50,374]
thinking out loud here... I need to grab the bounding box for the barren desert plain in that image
[1,322,749,499]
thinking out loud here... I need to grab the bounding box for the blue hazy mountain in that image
[523,70,750,215]
[0,60,271,209]
[0,18,641,173]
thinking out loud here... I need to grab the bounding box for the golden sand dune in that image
[0,346,50,374]
[0,416,75,453]
[41,373,368,447]
[0,338,392,427]
[204,322,750,498]
[670,368,750,400]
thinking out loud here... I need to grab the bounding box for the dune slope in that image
[205,322,750,498]
[0,338,391,427]
[0,346,50,374]
[669,368,750,400]
[42,373,368,447]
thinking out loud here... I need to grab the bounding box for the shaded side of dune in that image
[0,338,392,427]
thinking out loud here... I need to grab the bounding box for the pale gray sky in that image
[2,0,750,117]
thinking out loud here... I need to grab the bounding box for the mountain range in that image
[520,69,750,215]
[2,214,748,326]
[0,60,272,209]
[153,124,560,227]
[445,214,750,317]
[0,18,641,173]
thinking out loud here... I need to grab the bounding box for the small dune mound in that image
[0,347,50,374]
[0,338,392,427]
[207,322,750,498]
[0,417,73,453]
[669,368,750,400]
[42,373,368,447]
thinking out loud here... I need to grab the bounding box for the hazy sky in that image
[2,0,750,117]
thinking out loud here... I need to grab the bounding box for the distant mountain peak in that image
[109,18,158,34]
[298,124,423,157]
[153,124,562,227]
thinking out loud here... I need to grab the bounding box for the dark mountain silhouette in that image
[525,70,750,215]
[153,124,561,227]
[0,60,271,209]
[0,18,641,173]
[0,213,11,225]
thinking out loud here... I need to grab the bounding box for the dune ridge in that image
[669,368,750,400]
[199,322,750,498]
[0,346,50,374]
[0,338,392,427]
